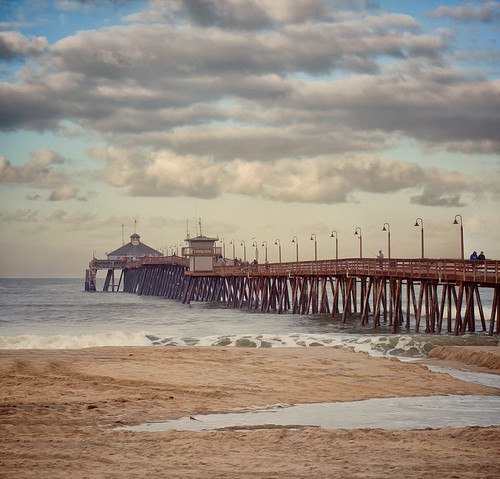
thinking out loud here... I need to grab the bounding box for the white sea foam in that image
[1,330,497,360]
[0,331,153,350]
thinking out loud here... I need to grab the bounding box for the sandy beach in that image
[1,345,499,478]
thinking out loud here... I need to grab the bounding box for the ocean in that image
[1,278,498,357]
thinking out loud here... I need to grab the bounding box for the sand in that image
[1,346,499,478]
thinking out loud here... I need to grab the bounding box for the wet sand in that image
[1,346,499,478]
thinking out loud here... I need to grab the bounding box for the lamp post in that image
[453,214,464,260]
[382,223,391,259]
[310,233,317,261]
[274,239,282,263]
[220,238,225,260]
[292,236,299,262]
[252,241,259,262]
[261,241,268,263]
[330,230,338,260]
[229,239,235,260]
[414,218,424,259]
[354,227,362,258]
[240,240,247,263]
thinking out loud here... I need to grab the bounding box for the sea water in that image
[1,278,499,431]
[123,395,500,432]
[1,278,498,356]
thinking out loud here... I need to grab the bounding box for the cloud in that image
[0,149,79,200]
[428,2,500,22]
[162,0,329,30]
[57,0,135,10]
[49,183,80,201]
[91,147,499,206]
[1,0,499,210]
[0,209,39,223]
[410,190,464,208]
[0,31,48,61]
[47,210,97,224]
[1,7,497,156]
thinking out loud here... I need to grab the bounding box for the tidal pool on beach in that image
[120,395,500,432]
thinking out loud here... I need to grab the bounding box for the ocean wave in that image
[428,346,500,372]
[0,331,153,350]
[2,331,497,359]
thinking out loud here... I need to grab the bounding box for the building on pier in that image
[85,232,162,292]
[107,233,162,261]
[182,234,220,273]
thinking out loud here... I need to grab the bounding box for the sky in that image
[0,0,499,278]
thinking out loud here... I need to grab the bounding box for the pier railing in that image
[91,256,499,285]
[126,256,190,268]
[89,259,126,269]
[211,258,500,285]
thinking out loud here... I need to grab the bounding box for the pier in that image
[87,251,500,336]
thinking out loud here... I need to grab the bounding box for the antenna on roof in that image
[199,218,202,236]
[134,218,137,234]
[121,224,125,245]
[186,219,190,238]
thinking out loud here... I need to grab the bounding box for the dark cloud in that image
[163,0,327,30]
[0,32,48,61]
[410,190,464,207]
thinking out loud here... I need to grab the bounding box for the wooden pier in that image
[87,255,500,336]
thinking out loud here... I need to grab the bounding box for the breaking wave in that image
[1,331,498,360]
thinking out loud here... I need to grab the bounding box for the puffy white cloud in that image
[91,147,500,206]
[0,149,79,201]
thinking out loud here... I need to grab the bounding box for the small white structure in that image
[183,234,220,272]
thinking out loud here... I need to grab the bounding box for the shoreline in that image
[1,345,499,478]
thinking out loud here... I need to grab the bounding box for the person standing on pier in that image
[478,251,485,260]
[470,251,478,260]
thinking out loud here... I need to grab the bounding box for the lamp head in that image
[382,225,387,231]
[453,218,458,225]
